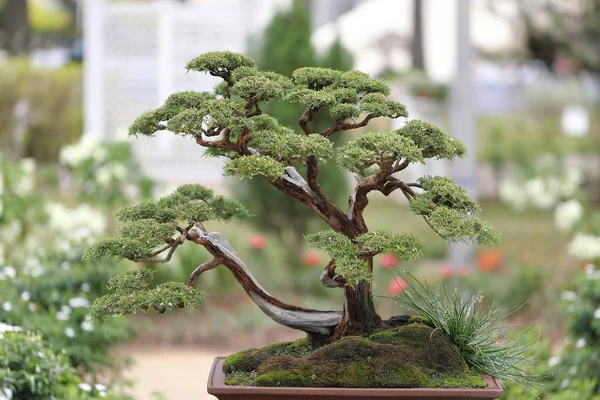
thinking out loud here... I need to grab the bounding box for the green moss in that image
[421,369,486,389]
[224,324,485,389]
[408,316,435,328]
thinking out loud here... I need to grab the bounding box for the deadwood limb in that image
[321,114,376,137]
[186,227,342,336]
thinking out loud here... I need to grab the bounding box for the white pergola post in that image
[83,0,105,140]
[448,0,477,270]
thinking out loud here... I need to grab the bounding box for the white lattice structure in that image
[84,0,290,187]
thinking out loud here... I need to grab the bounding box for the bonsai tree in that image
[84,51,499,342]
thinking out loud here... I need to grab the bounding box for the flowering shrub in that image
[59,135,154,208]
[0,138,153,380]
[0,327,131,400]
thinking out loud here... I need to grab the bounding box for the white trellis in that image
[83,0,290,187]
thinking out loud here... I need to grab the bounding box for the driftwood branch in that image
[186,258,222,287]
[186,227,342,336]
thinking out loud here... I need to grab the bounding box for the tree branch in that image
[299,106,319,136]
[321,114,375,137]
[186,258,222,287]
[186,228,342,336]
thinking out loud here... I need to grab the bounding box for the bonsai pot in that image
[207,357,503,400]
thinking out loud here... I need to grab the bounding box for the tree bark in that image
[0,0,30,55]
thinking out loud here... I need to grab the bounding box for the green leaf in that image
[339,70,390,95]
[360,93,408,118]
[83,237,154,262]
[292,67,342,90]
[120,219,177,248]
[409,176,479,215]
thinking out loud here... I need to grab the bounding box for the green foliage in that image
[0,244,134,378]
[0,331,130,400]
[395,277,541,390]
[224,155,285,180]
[185,51,255,79]
[355,231,423,261]
[414,176,478,213]
[250,130,333,164]
[84,184,249,262]
[231,73,288,102]
[0,60,82,163]
[395,120,467,160]
[338,131,423,173]
[408,176,499,245]
[306,230,424,285]
[89,269,206,323]
[305,231,367,286]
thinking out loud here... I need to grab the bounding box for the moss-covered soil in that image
[223,321,486,388]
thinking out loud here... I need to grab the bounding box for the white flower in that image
[561,291,579,302]
[560,379,570,389]
[47,203,107,243]
[0,322,22,333]
[2,266,15,279]
[81,321,94,332]
[0,387,13,400]
[56,305,72,321]
[594,309,600,319]
[548,356,561,367]
[94,383,107,392]
[109,164,126,180]
[20,291,30,302]
[64,327,76,338]
[568,234,600,260]
[585,264,596,274]
[81,283,91,293]
[561,167,583,198]
[554,200,583,232]
[28,303,36,312]
[68,297,91,308]
[13,175,33,196]
[569,366,577,374]
[2,302,12,312]
[96,167,112,186]
[78,383,92,392]
[576,338,586,348]
[499,180,526,211]
[19,158,35,176]
[60,136,102,167]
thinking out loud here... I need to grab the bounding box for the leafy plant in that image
[0,329,131,400]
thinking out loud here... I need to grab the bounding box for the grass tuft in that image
[394,274,544,392]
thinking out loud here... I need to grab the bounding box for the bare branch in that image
[321,114,375,137]
[186,258,222,287]
[186,228,342,336]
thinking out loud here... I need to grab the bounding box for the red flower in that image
[458,265,471,277]
[388,279,409,296]
[380,253,398,269]
[439,264,454,278]
[301,251,322,267]
[249,234,267,250]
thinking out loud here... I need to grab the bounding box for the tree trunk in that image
[412,0,425,71]
[0,0,30,55]
[333,256,381,338]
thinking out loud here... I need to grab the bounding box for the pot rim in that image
[207,357,503,398]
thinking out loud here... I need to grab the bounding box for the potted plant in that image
[84,51,538,399]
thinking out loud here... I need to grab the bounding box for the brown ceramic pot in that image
[207,357,503,400]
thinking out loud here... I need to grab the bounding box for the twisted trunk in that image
[187,228,342,339]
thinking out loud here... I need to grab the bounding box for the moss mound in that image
[223,323,486,388]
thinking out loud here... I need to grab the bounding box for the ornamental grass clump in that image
[394,276,542,391]
[83,51,533,389]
